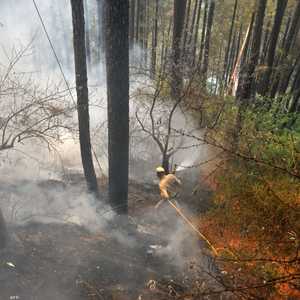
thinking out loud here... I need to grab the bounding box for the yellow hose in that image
[167,200,218,257]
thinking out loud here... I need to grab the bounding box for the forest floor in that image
[0,173,228,300]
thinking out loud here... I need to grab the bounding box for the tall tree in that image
[276,1,300,96]
[199,0,208,69]
[129,0,136,48]
[289,59,300,112]
[70,0,99,197]
[223,0,238,89]
[171,0,187,100]
[151,0,159,78]
[0,208,6,250]
[259,0,288,96]
[191,0,202,66]
[106,0,129,214]
[96,0,105,59]
[236,0,267,103]
[202,0,215,89]
[83,0,92,68]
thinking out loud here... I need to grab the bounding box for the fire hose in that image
[167,199,218,257]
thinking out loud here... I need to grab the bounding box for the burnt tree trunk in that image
[271,2,300,97]
[277,1,300,96]
[223,0,238,89]
[96,0,106,57]
[0,208,7,250]
[151,0,159,78]
[191,0,202,67]
[259,0,287,96]
[135,0,140,43]
[171,0,187,100]
[71,0,99,197]
[199,0,208,72]
[129,0,135,48]
[202,0,215,89]
[83,0,92,68]
[187,0,199,49]
[289,60,300,112]
[106,0,129,214]
[182,0,191,55]
[236,0,266,103]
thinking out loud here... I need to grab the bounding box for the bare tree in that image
[70,0,99,197]
[0,46,73,153]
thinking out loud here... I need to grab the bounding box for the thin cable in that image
[32,0,76,105]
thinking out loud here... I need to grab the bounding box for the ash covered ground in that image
[0,171,227,300]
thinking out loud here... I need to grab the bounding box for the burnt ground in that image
[0,176,228,300]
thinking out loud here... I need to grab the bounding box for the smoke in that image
[0,0,215,285]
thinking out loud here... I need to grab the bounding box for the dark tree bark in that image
[0,208,7,250]
[96,0,106,59]
[271,2,300,97]
[199,0,208,70]
[70,0,99,197]
[289,60,300,112]
[151,0,159,78]
[202,0,215,89]
[223,0,238,88]
[171,0,187,100]
[129,0,136,48]
[182,0,191,54]
[105,0,129,214]
[259,0,288,96]
[83,0,92,68]
[277,1,300,95]
[144,0,150,66]
[187,0,199,49]
[135,0,140,43]
[191,0,202,67]
[236,0,267,103]
[138,0,145,50]
[260,19,271,64]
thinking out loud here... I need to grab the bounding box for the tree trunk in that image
[236,0,266,103]
[199,0,208,71]
[83,0,92,69]
[191,0,202,67]
[135,0,140,43]
[96,0,105,63]
[259,0,287,96]
[187,0,199,49]
[0,208,7,250]
[271,2,300,97]
[71,0,99,197]
[151,0,159,78]
[202,0,215,89]
[129,0,135,48]
[138,0,145,51]
[182,0,191,54]
[289,60,300,112]
[277,1,300,95]
[106,0,129,214]
[171,0,187,100]
[223,0,238,89]
[144,0,150,66]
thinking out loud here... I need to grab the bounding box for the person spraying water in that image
[155,166,218,256]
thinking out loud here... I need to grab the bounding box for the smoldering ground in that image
[0,1,223,299]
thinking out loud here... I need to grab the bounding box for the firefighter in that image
[155,166,181,209]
